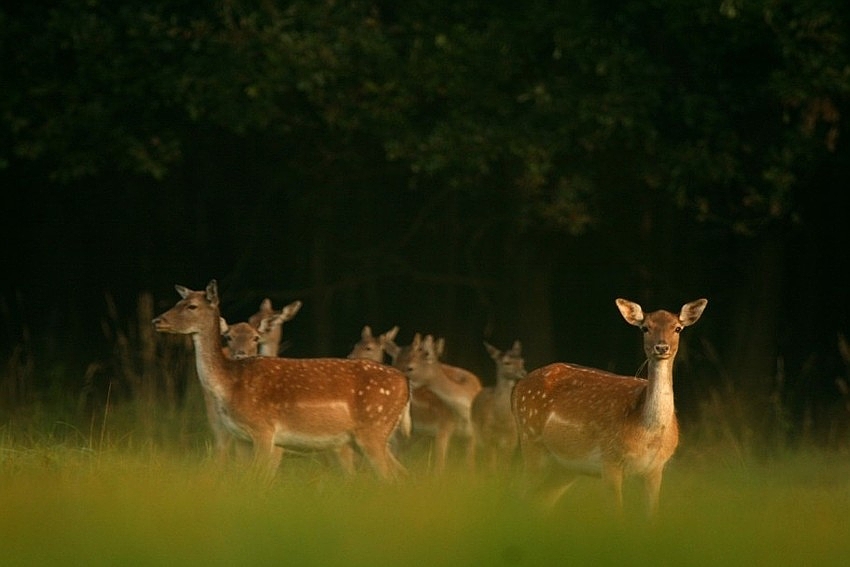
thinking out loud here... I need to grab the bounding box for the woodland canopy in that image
[2,0,849,450]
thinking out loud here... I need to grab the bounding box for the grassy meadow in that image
[2,296,849,567]
[1,394,849,567]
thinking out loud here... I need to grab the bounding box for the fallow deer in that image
[346,324,411,440]
[512,298,707,517]
[220,318,262,360]
[153,280,409,481]
[395,333,483,473]
[469,340,526,472]
[248,298,303,357]
[207,317,263,462]
[347,325,399,364]
[214,304,303,462]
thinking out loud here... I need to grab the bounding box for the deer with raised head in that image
[348,325,399,364]
[214,304,304,460]
[512,298,707,518]
[346,324,412,441]
[220,318,262,360]
[469,340,526,473]
[213,306,303,463]
[248,298,303,357]
[210,317,263,461]
[394,333,483,473]
[152,280,409,481]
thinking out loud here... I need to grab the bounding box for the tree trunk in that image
[513,238,556,371]
[728,230,786,447]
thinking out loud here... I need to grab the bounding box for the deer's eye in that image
[674,325,683,333]
[640,326,649,334]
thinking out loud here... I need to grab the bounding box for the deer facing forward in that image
[512,298,707,517]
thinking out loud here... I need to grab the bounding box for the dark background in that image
[2,0,850,449]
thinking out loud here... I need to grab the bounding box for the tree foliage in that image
[2,0,850,443]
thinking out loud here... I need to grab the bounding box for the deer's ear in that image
[384,326,400,342]
[616,298,644,326]
[281,300,302,321]
[484,341,500,360]
[205,280,219,307]
[679,299,708,327]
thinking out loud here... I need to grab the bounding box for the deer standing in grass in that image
[220,319,262,360]
[512,298,707,518]
[395,333,483,473]
[212,302,302,462]
[469,340,526,473]
[213,318,263,462]
[347,324,413,448]
[153,280,409,481]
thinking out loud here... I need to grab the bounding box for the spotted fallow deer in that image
[347,325,412,440]
[395,333,483,473]
[512,298,707,517]
[469,340,527,472]
[152,280,409,481]
[348,325,399,364]
[215,304,303,462]
[225,301,358,473]
[220,318,262,360]
[248,298,303,357]
[209,317,263,461]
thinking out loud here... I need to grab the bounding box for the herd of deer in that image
[153,279,707,518]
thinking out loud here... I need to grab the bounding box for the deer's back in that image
[513,363,647,437]
[228,356,408,410]
[439,363,483,397]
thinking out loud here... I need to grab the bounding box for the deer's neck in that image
[258,342,279,357]
[641,358,676,430]
[191,319,235,403]
[493,376,515,398]
[427,365,473,420]
[258,326,283,357]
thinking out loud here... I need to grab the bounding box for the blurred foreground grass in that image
[1,403,849,567]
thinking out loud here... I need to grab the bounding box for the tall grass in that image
[1,427,849,566]
[1,294,849,566]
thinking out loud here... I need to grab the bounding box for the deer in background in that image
[348,325,399,364]
[213,318,263,461]
[153,280,409,482]
[213,301,302,461]
[469,340,526,473]
[394,333,483,473]
[220,319,262,360]
[346,324,412,446]
[512,298,707,518]
[248,298,302,356]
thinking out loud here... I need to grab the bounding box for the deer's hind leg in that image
[353,427,407,480]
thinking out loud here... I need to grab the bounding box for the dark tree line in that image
[2,0,850,448]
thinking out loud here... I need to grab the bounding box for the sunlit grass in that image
[2,402,849,567]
